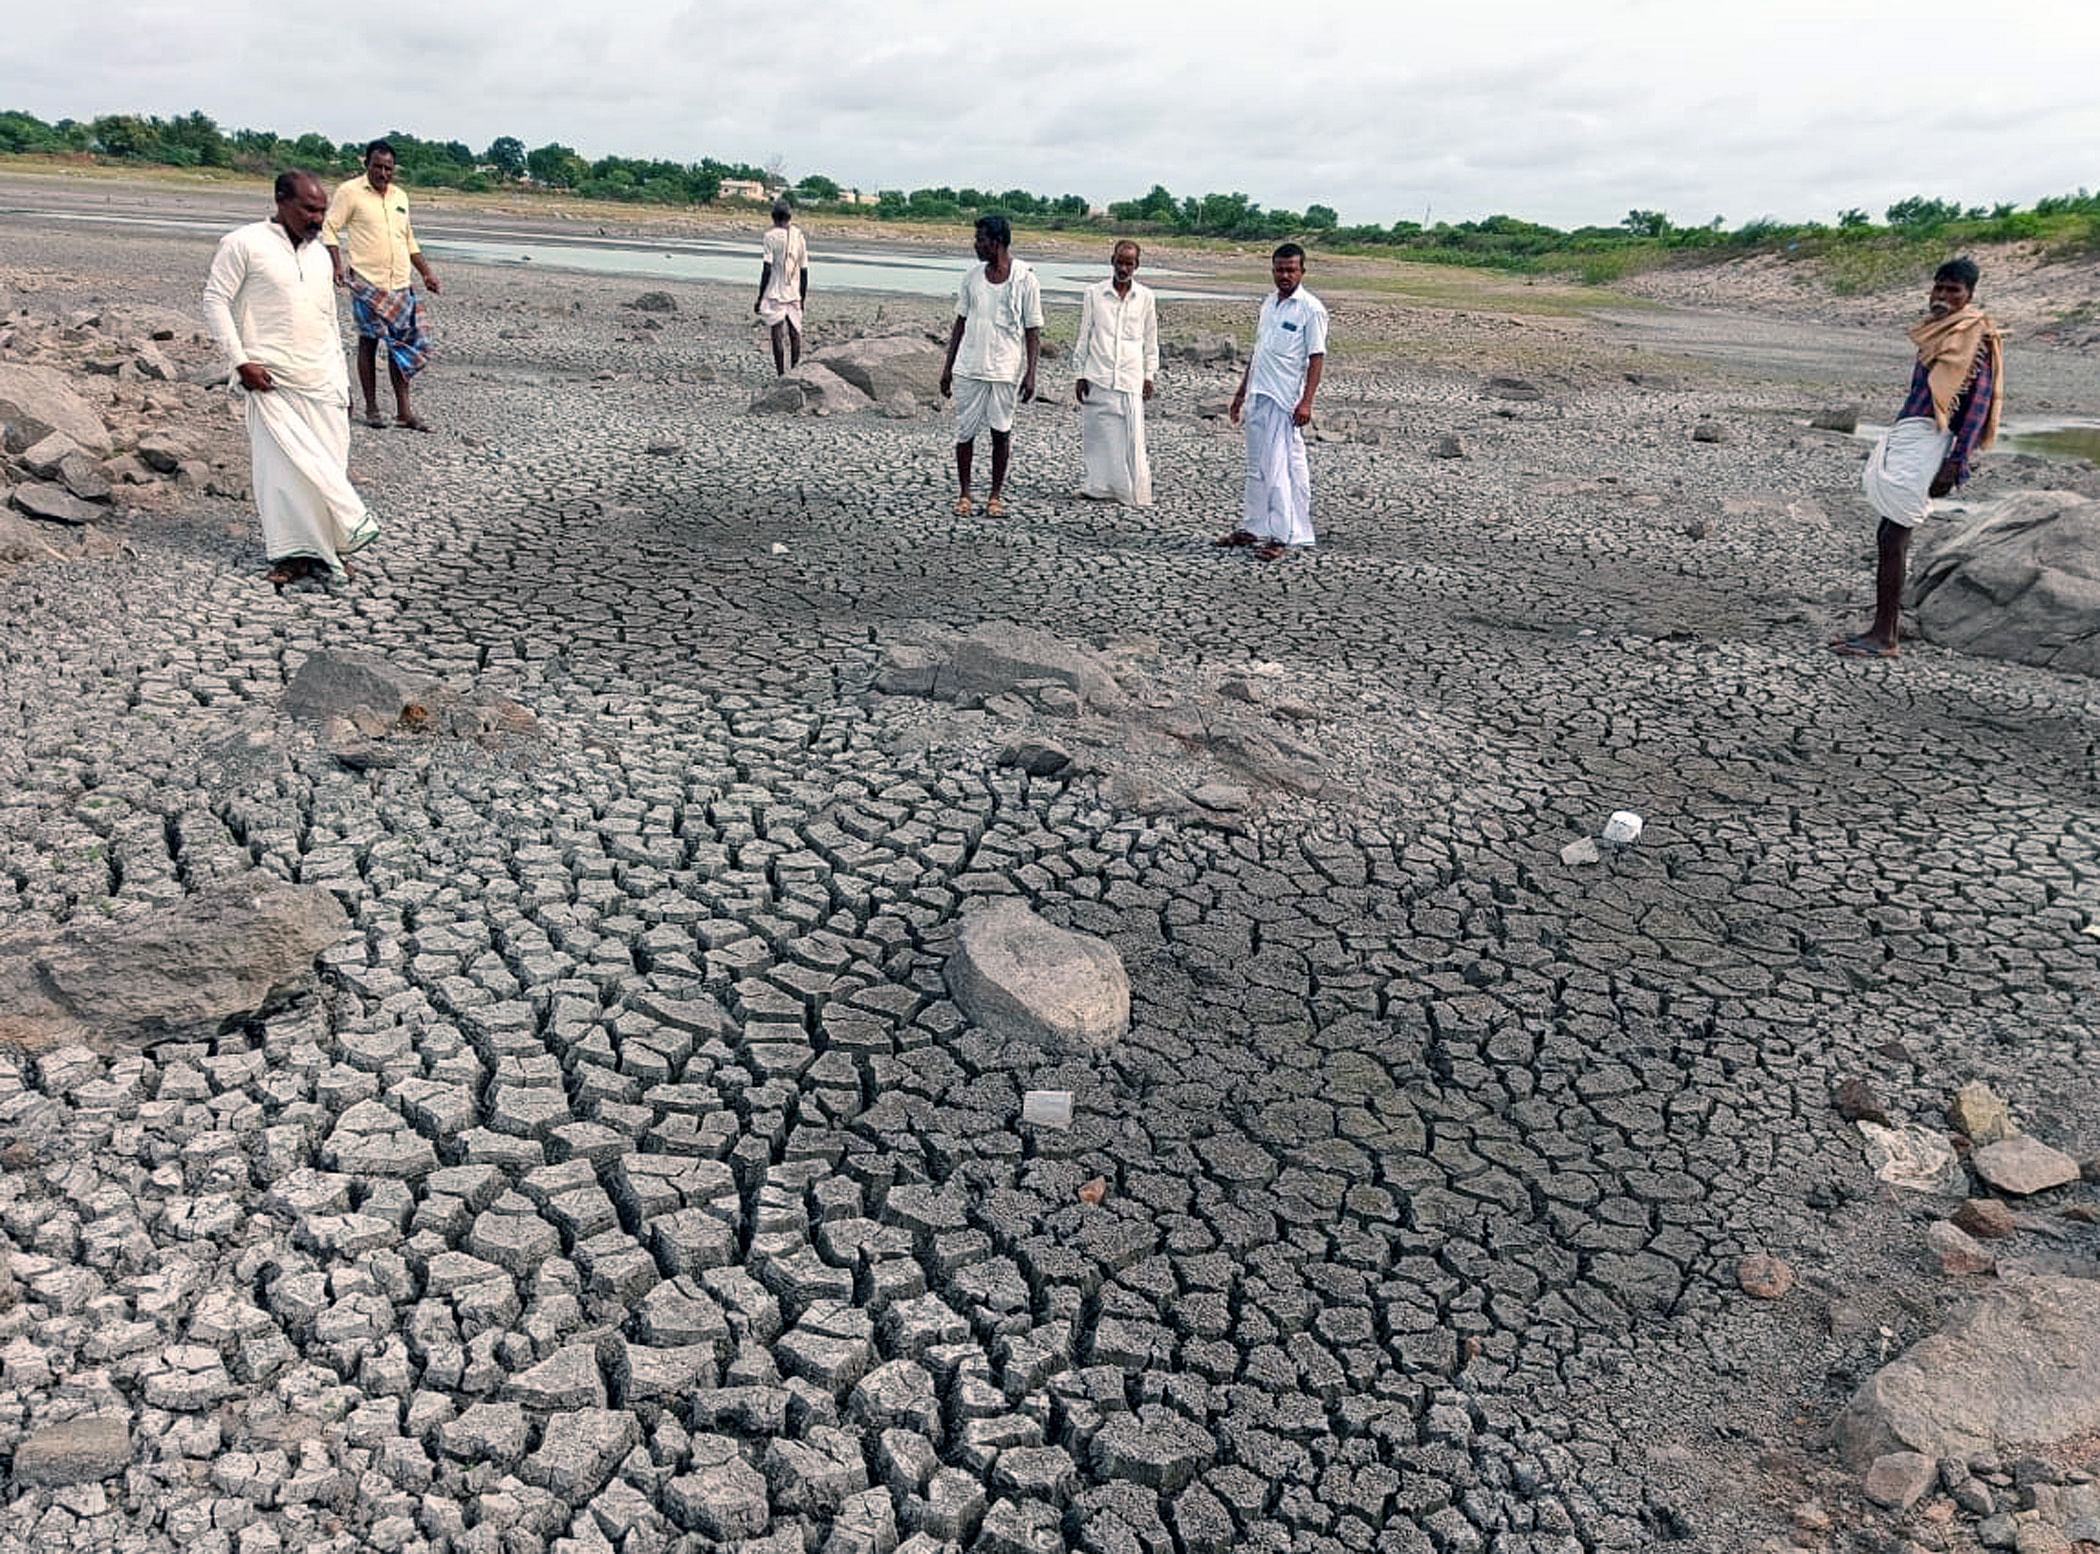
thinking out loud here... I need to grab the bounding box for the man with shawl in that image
[1832,258,2003,658]
[323,140,442,431]
[755,198,810,376]
[203,172,380,587]
[1072,240,1159,506]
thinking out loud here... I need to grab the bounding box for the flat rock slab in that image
[0,364,113,455]
[284,650,435,723]
[1832,1275,2100,1468]
[11,1416,132,1485]
[945,898,1130,1056]
[949,622,1127,711]
[808,336,947,404]
[0,875,350,1050]
[1911,491,2100,676]
[12,481,104,526]
[1973,1135,2082,1195]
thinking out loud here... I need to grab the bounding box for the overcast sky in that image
[8,0,2098,231]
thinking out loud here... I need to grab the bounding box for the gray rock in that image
[0,874,349,1048]
[628,292,679,313]
[1089,1404,1214,1492]
[503,1344,606,1410]
[0,508,70,564]
[665,1440,770,1538]
[11,1416,132,1485]
[0,364,112,454]
[946,898,1130,1056]
[1864,1451,1938,1510]
[1168,333,1238,366]
[1484,377,1544,401]
[749,380,806,415]
[1433,435,1469,459]
[134,431,190,474]
[997,739,1071,777]
[1195,395,1234,419]
[283,650,435,724]
[12,481,103,526]
[1973,1136,2081,1196]
[1812,404,1863,433]
[809,336,947,404]
[1910,492,2100,676]
[1833,1276,2100,1468]
[645,435,685,456]
[785,362,874,415]
[765,1426,869,1513]
[1692,420,1729,444]
[948,622,1126,711]
[19,430,85,479]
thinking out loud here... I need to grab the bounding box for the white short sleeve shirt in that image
[954,261,1044,384]
[1247,286,1328,408]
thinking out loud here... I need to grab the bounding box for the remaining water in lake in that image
[1854,418,2100,466]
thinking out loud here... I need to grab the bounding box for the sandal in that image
[952,495,974,516]
[985,496,1008,518]
[1252,542,1287,562]
[1829,634,1898,659]
[1214,529,1257,548]
[363,409,386,429]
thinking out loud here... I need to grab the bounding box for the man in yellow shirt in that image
[323,140,443,431]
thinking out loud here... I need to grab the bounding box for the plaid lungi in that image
[348,273,431,378]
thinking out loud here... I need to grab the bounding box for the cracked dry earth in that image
[3,220,2100,1554]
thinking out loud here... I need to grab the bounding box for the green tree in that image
[526,141,588,188]
[485,136,526,178]
[795,173,840,201]
[1304,203,1338,229]
[1884,195,1962,229]
[1622,209,1670,238]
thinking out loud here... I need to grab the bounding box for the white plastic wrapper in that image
[1602,811,1644,845]
[1021,1090,1073,1128]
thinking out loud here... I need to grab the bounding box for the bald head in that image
[274,170,328,244]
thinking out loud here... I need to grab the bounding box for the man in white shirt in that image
[203,171,380,588]
[1220,243,1328,562]
[1072,240,1159,506]
[754,198,810,376]
[939,215,1042,518]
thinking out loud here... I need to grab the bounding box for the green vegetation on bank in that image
[5,106,2097,284]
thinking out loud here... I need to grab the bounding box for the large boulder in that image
[948,622,1127,711]
[945,898,1130,1055]
[0,364,112,455]
[1830,1276,2100,1469]
[0,876,351,1050]
[284,650,435,723]
[785,362,872,414]
[809,337,948,405]
[1910,492,2100,676]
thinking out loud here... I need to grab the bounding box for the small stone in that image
[1433,435,1467,459]
[1973,1137,2080,1196]
[1559,838,1601,866]
[1926,1220,1995,1275]
[1811,405,1863,433]
[10,1416,132,1485]
[1077,1177,1108,1207]
[1832,1077,1891,1126]
[1738,1253,1794,1299]
[1864,1451,1938,1511]
[1691,420,1728,444]
[1952,1199,2018,1240]
[1950,1082,2017,1144]
[997,739,1071,777]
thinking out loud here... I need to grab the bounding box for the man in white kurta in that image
[1072,241,1159,506]
[1222,244,1328,561]
[754,198,809,376]
[203,171,378,586]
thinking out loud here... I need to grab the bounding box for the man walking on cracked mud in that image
[754,197,809,376]
[323,139,443,432]
[940,214,1042,518]
[203,171,381,588]
[1832,257,2003,659]
[1218,243,1327,562]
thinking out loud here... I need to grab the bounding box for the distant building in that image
[840,188,882,207]
[718,178,768,202]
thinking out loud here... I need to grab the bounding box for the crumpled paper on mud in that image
[1857,1120,1965,1194]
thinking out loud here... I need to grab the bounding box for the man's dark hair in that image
[1113,239,1141,261]
[771,197,792,221]
[1935,256,1980,291]
[274,170,314,201]
[1273,242,1306,263]
[365,139,396,163]
[975,213,1012,248]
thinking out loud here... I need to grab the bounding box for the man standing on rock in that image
[1832,257,2003,658]
[754,198,810,376]
[203,171,380,588]
[1219,243,1326,562]
[1072,240,1159,506]
[940,214,1042,518]
[323,139,442,431]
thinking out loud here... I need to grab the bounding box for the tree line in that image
[5,107,2096,276]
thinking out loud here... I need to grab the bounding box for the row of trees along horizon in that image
[7,108,2098,285]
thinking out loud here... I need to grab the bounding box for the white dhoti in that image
[953,377,1019,442]
[758,296,803,332]
[246,383,378,581]
[1079,390,1151,506]
[1862,415,1953,529]
[1243,395,1314,546]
